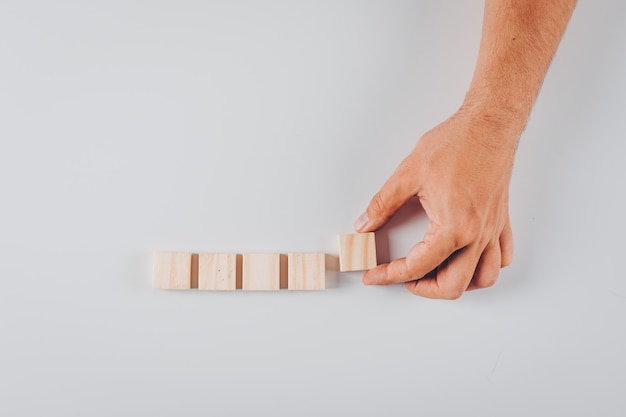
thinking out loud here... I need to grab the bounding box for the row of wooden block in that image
[153,252,324,290]
[152,232,377,291]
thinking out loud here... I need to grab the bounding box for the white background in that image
[1,1,625,416]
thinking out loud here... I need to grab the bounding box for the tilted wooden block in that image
[287,253,325,290]
[242,253,280,291]
[338,232,377,272]
[153,252,192,289]
[198,253,237,291]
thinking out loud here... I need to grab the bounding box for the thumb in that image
[354,164,419,232]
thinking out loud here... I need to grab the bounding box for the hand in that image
[354,110,518,299]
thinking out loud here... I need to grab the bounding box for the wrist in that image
[463,84,530,123]
[452,99,525,155]
[458,87,529,142]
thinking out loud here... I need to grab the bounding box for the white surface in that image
[1,1,625,416]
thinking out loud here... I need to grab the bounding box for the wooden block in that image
[152,252,192,289]
[242,253,280,291]
[287,253,325,290]
[198,253,237,291]
[338,232,377,272]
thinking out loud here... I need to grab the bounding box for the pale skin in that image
[354,0,577,299]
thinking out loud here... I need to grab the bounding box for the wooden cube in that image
[242,253,280,291]
[198,253,237,291]
[338,232,377,272]
[152,252,192,289]
[287,253,325,290]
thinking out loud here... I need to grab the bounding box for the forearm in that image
[462,0,577,140]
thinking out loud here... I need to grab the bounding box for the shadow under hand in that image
[375,197,429,264]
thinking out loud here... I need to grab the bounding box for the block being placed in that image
[338,232,377,272]
[153,252,192,289]
[198,253,237,291]
[242,253,280,291]
[287,253,325,290]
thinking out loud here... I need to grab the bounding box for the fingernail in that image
[353,212,369,232]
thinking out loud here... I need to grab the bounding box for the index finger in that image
[363,229,457,285]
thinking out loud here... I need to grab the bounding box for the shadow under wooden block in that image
[338,232,377,272]
[198,253,237,291]
[288,253,325,290]
[152,252,193,289]
[242,253,281,291]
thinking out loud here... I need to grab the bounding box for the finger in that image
[403,266,436,293]
[499,219,514,267]
[354,161,419,232]
[363,228,456,285]
[405,245,481,300]
[466,242,501,291]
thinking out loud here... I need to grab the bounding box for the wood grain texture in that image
[198,253,237,291]
[338,232,377,272]
[287,253,325,290]
[242,253,280,291]
[152,252,192,289]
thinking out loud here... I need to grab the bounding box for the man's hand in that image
[354,110,517,299]
[353,0,576,299]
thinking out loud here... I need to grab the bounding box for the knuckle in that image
[426,227,456,252]
[405,258,427,281]
[477,272,499,289]
[501,254,514,268]
[440,284,465,300]
[451,222,482,248]
[368,192,387,218]
[478,233,493,249]
[443,287,464,300]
